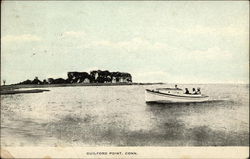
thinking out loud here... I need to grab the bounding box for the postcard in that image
[1,1,249,158]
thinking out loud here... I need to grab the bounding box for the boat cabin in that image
[155,88,183,95]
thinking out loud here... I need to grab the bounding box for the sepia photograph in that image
[1,1,249,158]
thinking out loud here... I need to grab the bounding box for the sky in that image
[1,1,249,84]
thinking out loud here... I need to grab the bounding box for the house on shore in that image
[90,70,132,83]
[67,72,92,83]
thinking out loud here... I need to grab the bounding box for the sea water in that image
[1,84,249,146]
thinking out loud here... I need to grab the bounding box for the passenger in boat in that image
[196,88,201,94]
[184,88,190,94]
[175,85,178,89]
[192,88,196,94]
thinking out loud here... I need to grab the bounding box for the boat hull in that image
[145,89,209,103]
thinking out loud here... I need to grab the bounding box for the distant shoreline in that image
[0,82,164,95]
[1,89,50,95]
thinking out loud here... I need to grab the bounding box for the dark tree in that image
[31,77,42,84]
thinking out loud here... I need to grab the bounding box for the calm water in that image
[1,84,249,146]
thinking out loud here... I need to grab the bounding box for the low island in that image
[1,70,163,95]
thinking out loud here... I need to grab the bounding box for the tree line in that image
[16,70,132,85]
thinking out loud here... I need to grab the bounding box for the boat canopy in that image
[156,88,183,91]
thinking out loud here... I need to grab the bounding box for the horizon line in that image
[1,82,249,86]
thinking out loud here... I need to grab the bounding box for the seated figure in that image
[185,88,190,94]
[192,88,197,94]
[196,88,201,94]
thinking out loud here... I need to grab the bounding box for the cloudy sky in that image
[1,1,249,84]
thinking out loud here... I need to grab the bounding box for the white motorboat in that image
[145,87,209,103]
